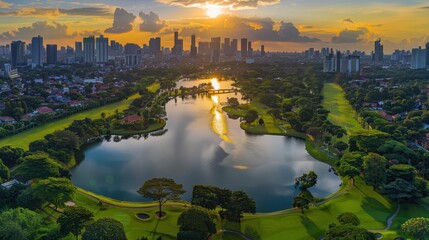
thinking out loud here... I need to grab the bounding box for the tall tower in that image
[83,36,95,64]
[31,35,43,67]
[426,42,429,67]
[261,45,265,57]
[46,44,57,65]
[211,37,221,64]
[247,41,253,57]
[374,39,384,62]
[190,34,197,58]
[241,38,248,59]
[75,42,83,63]
[96,35,108,63]
[11,41,26,67]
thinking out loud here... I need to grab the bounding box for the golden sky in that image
[0,0,428,52]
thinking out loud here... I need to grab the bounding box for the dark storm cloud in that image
[343,18,354,24]
[139,11,166,33]
[332,28,368,43]
[105,8,136,34]
[0,7,112,17]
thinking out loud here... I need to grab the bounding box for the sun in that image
[205,4,222,18]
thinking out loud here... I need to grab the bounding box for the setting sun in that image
[205,4,222,18]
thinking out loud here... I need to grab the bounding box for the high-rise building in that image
[95,35,108,63]
[198,42,210,56]
[46,44,57,65]
[323,52,335,72]
[172,32,183,56]
[149,37,161,55]
[426,42,429,67]
[11,41,26,67]
[83,36,95,64]
[124,43,141,67]
[231,39,238,56]
[190,34,197,58]
[31,35,43,67]
[373,39,384,62]
[411,47,427,69]
[210,37,221,64]
[241,38,248,59]
[261,45,265,57]
[223,38,230,56]
[247,41,253,57]
[75,42,83,62]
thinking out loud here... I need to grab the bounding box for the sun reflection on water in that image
[209,78,233,143]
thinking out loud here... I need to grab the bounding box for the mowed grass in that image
[0,94,140,150]
[322,83,364,134]
[239,178,397,240]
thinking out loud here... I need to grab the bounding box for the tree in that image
[0,208,43,240]
[137,178,185,217]
[338,163,360,185]
[333,141,348,153]
[0,159,10,181]
[177,206,217,240]
[0,145,24,167]
[244,110,259,123]
[227,97,239,107]
[223,191,256,222]
[293,190,313,213]
[401,217,429,240]
[325,225,375,240]
[14,152,62,181]
[383,178,419,202]
[337,212,360,226]
[57,207,94,240]
[363,153,387,190]
[295,171,318,190]
[82,218,126,240]
[32,177,76,209]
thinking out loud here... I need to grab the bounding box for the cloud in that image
[157,0,280,10]
[332,28,369,43]
[139,11,166,33]
[343,18,354,24]
[0,0,12,8]
[105,8,136,34]
[161,16,319,43]
[0,7,112,17]
[80,30,103,37]
[0,21,73,41]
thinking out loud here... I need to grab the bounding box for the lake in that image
[71,79,341,212]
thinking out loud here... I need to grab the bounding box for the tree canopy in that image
[82,218,126,240]
[57,206,94,240]
[32,177,75,209]
[13,152,62,181]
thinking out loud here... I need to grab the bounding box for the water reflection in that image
[71,79,341,212]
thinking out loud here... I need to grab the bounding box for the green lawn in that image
[0,94,140,150]
[322,83,365,135]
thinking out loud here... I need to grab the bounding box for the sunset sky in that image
[0,0,428,52]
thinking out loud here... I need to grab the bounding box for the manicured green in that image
[147,82,161,93]
[0,94,140,150]
[322,83,365,134]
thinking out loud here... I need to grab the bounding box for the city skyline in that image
[0,0,428,52]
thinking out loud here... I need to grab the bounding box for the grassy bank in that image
[110,120,166,136]
[0,94,140,150]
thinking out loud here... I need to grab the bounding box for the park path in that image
[368,204,401,232]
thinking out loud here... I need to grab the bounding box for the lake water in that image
[71,79,341,212]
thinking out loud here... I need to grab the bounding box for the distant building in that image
[323,50,360,74]
[426,42,429,67]
[172,32,183,56]
[11,41,26,67]
[373,39,384,62]
[190,34,197,58]
[411,47,427,69]
[124,43,141,67]
[31,35,43,67]
[95,35,108,63]
[231,39,238,57]
[241,38,248,59]
[46,44,57,65]
[149,37,162,56]
[198,42,210,56]
[75,42,83,63]
[210,37,221,64]
[261,45,265,57]
[83,36,95,64]
[247,41,253,57]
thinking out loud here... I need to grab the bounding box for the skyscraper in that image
[198,42,210,56]
[75,42,83,63]
[96,35,108,63]
[124,43,141,67]
[83,36,95,64]
[172,32,183,56]
[46,44,57,65]
[224,38,230,56]
[247,41,253,57]
[411,47,427,69]
[31,35,43,67]
[373,39,384,62]
[261,45,265,57]
[426,42,429,67]
[210,37,221,64]
[11,41,26,67]
[231,39,238,56]
[241,38,248,59]
[190,34,197,58]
